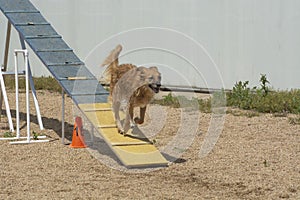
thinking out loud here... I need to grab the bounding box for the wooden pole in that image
[3,22,11,71]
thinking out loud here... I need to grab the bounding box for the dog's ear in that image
[149,66,161,78]
[149,66,158,72]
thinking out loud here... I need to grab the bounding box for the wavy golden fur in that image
[101,44,161,134]
[101,45,136,100]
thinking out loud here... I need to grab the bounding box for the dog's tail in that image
[101,44,122,82]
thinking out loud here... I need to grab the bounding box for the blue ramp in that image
[0,0,109,104]
[0,0,168,168]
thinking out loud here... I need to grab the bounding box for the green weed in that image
[227,80,253,109]
[32,131,39,140]
[3,131,13,138]
[152,93,180,108]
[259,74,270,96]
[197,98,211,113]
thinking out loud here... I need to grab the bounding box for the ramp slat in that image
[60,80,108,96]
[98,124,117,128]
[78,103,112,110]
[17,25,58,38]
[6,12,47,25]
[0,0,37,12]
[98,128,151,146]
[37,51,82,66]
[47,65,95,83]
[83,110,115,126]
[26,38,70,51]
[72,95,108,105]
[113,145,168,167]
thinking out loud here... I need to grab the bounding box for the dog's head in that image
[136,66,161,93]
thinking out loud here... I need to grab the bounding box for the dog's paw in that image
[117,128,125,135]
[134,117,144,124]
[116,121,122,129]
[130,122,136,128]
[116,122,125,135]
[123,124,131,135]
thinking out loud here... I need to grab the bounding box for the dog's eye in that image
[148,76,153,80]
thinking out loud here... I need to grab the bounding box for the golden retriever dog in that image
[101,44,161,135]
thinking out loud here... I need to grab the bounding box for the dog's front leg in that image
[129,103,136,128]
[123,106,132,135]
[113,101,124,134]
[134,106,146,124]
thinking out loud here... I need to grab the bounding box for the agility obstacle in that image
[0,49,48,143]
[10,49,48,144]
[0,0,168,167]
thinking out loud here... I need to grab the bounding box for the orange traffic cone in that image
[70,116,86,148]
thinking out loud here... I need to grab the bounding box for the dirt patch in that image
[0,90,299,199]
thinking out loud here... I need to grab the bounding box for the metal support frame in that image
[0,69,14,132]
[9,50,48,144]
[0,28,46,143]
[3,22,11,71]
[0,21,14,131]
[0,22,12,119]
[61,89,65,144]
[0,50,47,142]
[90,124,94,144]
[19,34,44,130]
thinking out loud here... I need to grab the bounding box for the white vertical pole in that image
[24,50,30,143]
[28,68,44,130]
[14,51,20,138]
[0,70,14,132]
[90,124,94,144]
[19,35,44,131]
[62,89,65,144]
[0,22,12,120]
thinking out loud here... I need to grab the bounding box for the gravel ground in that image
[0,90,299,199]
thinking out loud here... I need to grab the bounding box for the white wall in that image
[1,0,300,90]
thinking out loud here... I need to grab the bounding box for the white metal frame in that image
[10,50,48,144]
[0,50,48,143]
[0,69,14,132]
[0,22,47,143]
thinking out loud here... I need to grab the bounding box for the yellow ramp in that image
[78,103,168,167]
[113,145,167,167]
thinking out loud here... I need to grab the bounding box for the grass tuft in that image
[227,75,300,114]
[3,132,14,138]
[4,76,61,93]
[152,93,212,113]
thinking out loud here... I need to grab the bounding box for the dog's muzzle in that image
[149,84,161,93]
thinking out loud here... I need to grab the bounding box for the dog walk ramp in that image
[0,0,168,168]
[79,103,168,167]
